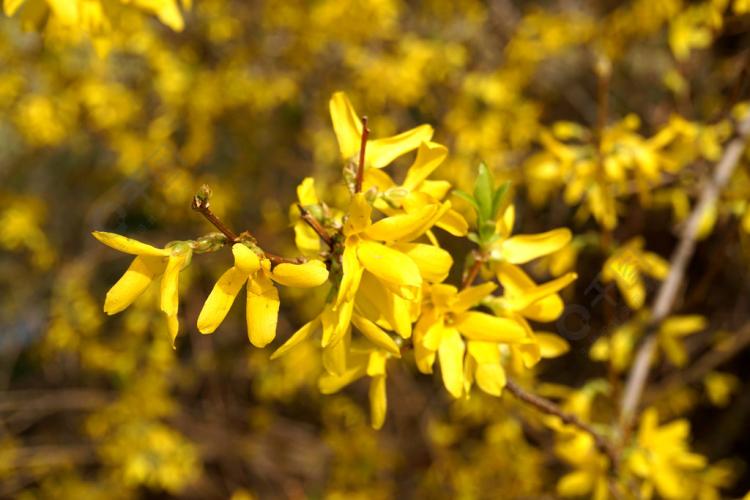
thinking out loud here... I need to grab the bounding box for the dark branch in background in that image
[618,111,750,433]
[505,379,620,471]
[355,116,370,194]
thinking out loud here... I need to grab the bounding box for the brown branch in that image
[192,196,238,242]
[355,116,370,194]
[461,254,484,289]
[296,203,334,248]
[618,111,750,432]
[505,379,619,471]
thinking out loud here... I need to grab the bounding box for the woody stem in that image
[296,204,334,249]
[192,198,238,242]
[355,116,370,194]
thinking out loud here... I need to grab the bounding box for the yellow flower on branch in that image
[329,91,433,171]
[92,231,192,344]
[318,346,393,429]
[414,282,526,398]
[602,237,669,310]
[197,243,328,347]
[627,407,707,499]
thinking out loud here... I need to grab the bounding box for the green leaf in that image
[451,189,479,213]
[473,163,494,223]
[491,181,511,220]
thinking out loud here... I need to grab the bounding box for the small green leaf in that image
[473,163,494,222]
[491,181,511,220]
[451,189,479,212]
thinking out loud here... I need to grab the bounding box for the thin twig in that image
[505,379,619,471]
[192,196,238,242]
[461,254,484,289]
[618,112,750,432]
[296,203,334,248]
[355,116,370,194]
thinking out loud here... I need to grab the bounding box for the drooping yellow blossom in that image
[488,262,576,368]
[555,431,611,500]
[628,407,707,499]
[319,345,393,429]
[414,282,526,398]
[602,237,669,310]
[92,231,192,344]
[197,243,328,347]
[329,91,433,170]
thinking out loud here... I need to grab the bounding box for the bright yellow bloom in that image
[197,243,328,347]
[318,345,393,429]
[556,431,611,500]
[628,407,707,499]
[329,91,433,170]
[92,231,192,344]
[602,237,669,310]
[414,282,526,398]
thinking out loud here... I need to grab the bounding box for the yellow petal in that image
[4,0,26,16]
[104,256,165,314]
[352,314,401,356]
[297,177,319,207]
[271,259,329,287]
[475,363,506,396]
[270,317,320,360]
[246,273,279,347]
[322,331,350,376]
[294,222,321,255]
[454,312,526,343]
[501,228,572,264]
[357,240,422,288]
[196,266,248,334]
[390,242,452,283]
[436,209,469,236]
[367,125,434,169]
[522,292,566,322]
[557,471,594,497]
[497,263,577,311]
[329,91,363,159]
[439,328,465,398]
[536,333,570,358]
[47,0,78,24]
[452,282,498,313]
[167,313,179,347]
[356,272,412,338]
[92,231,169,257]
[365,204,439,242]
[660,315,706,337]
[369,375,387,429]
[403,141,448,190]
[319,355,365,393]
[160,253,187,317]
[344,193,372,235]
[336,239,364,306]
[232,243,261,274]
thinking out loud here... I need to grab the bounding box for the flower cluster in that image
[94,92,577,429]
